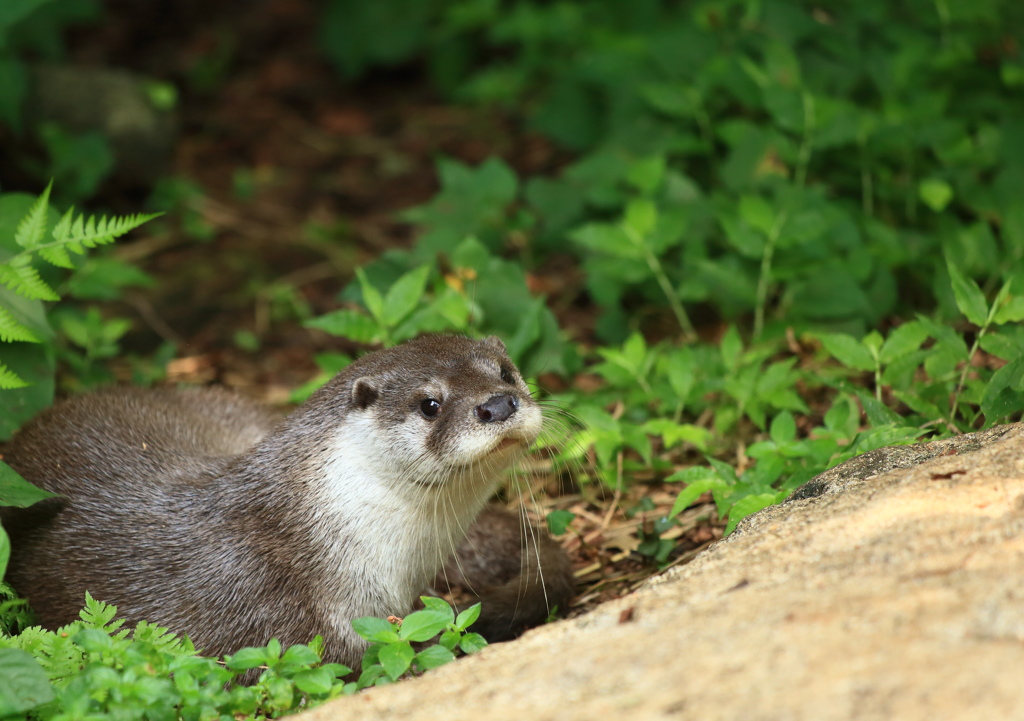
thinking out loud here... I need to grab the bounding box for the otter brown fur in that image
[1,335,573,665]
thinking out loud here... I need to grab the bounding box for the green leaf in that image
[818,333,875,371]
[413,645,455,671]
[13,181,51,250]
[918,178,953,212]
[292,668,335,695]
[459,632,488,654]
[720,326,743,371]
[769,411,796,444]
[0,461,59,507]
[853,389,902,427]
[397,609,451,642]
[626,155,666,194]
[224,647,268,671]
[738,195,776,236]
[667,474,730,518]
[351,616,399,643]
[382,264,431,327]
[623,198,657,239]
[0,264,58,301]
[993,296,1024,325]
[378,641,415,680]
[981,357,1024,422]
[0,648,54,716]
[724,493,777,534]
[356,267,386,324]
[280,644,321,667]
[304,309,381,343]
[545,509,575,536]
[879,321,930,363]
[570,223,641,260]
[454,602,482,630]
[945,259,988,326]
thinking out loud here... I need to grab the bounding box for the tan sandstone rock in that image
[303,424,1024,721]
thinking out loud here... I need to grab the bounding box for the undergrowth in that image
[1,0,1024,716]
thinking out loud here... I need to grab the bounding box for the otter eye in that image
[499,365,516,385]
[420,398,441,418]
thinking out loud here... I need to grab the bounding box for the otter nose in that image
[475,394,519,423]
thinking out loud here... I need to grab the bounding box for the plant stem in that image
[644,249,696,341]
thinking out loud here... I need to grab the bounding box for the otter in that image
[1,335,573,666]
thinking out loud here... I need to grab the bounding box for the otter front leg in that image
[433,505,574,641]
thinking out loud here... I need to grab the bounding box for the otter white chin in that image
[1,335,574,666]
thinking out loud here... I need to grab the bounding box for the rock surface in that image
[303,424,1024,721]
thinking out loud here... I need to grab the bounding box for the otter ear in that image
[483,335,507,354]
[351,377,379,410]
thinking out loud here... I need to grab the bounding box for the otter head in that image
[327,335,542,488]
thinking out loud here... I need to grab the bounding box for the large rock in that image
[303,424,1024,721]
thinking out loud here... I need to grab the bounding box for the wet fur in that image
[1,336,573,665]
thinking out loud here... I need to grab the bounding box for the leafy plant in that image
[0,594,352,720]
[346,597,486,693]
[0,183,159,436]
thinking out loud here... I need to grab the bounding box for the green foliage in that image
[0,1,112,201]
[0,594,352,720]
[319,0,1024,343]
[0,183,159,434]
[305,232,574,379]
[346,597,486,692]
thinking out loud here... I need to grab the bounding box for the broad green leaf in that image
[0,462,59,507]
[351,616,398,643]
[382,264,430,327]
[419,596,452,612]
[378,641,415,680]
[623,198,658,239]
[720,326,743,371]
[993,296,1024,325]
[356,267,385,324]
[304,309,381,343]
[945,260,988,326]
[570,223,642,260]
[719,214,764,258]
[280,644,321,667]
[459,632,488,654]
[919,178,953,212]
[738,195,776,236]
[853,389,902,427]
[397,609,450,642]
[0,649,54,716]
[818,333,875,371]
[292,668,335,695]
[981,357,1024,422]
[545,509,575,536]
[668,478,729,518]
[626,155,666,194]
[724,493,777,534]
[455,602,482,630]
[769,411,796,444]
[879,321,930,363]
[224,647,268,671]
[413,644,456,671]
[644,420,712,451]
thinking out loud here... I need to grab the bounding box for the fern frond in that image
[0,264,59,301]
[0,360,28,389]
[13,181,51,250]
[52,209,162,250]
[38,244,74,269]
[0,306,40,342]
